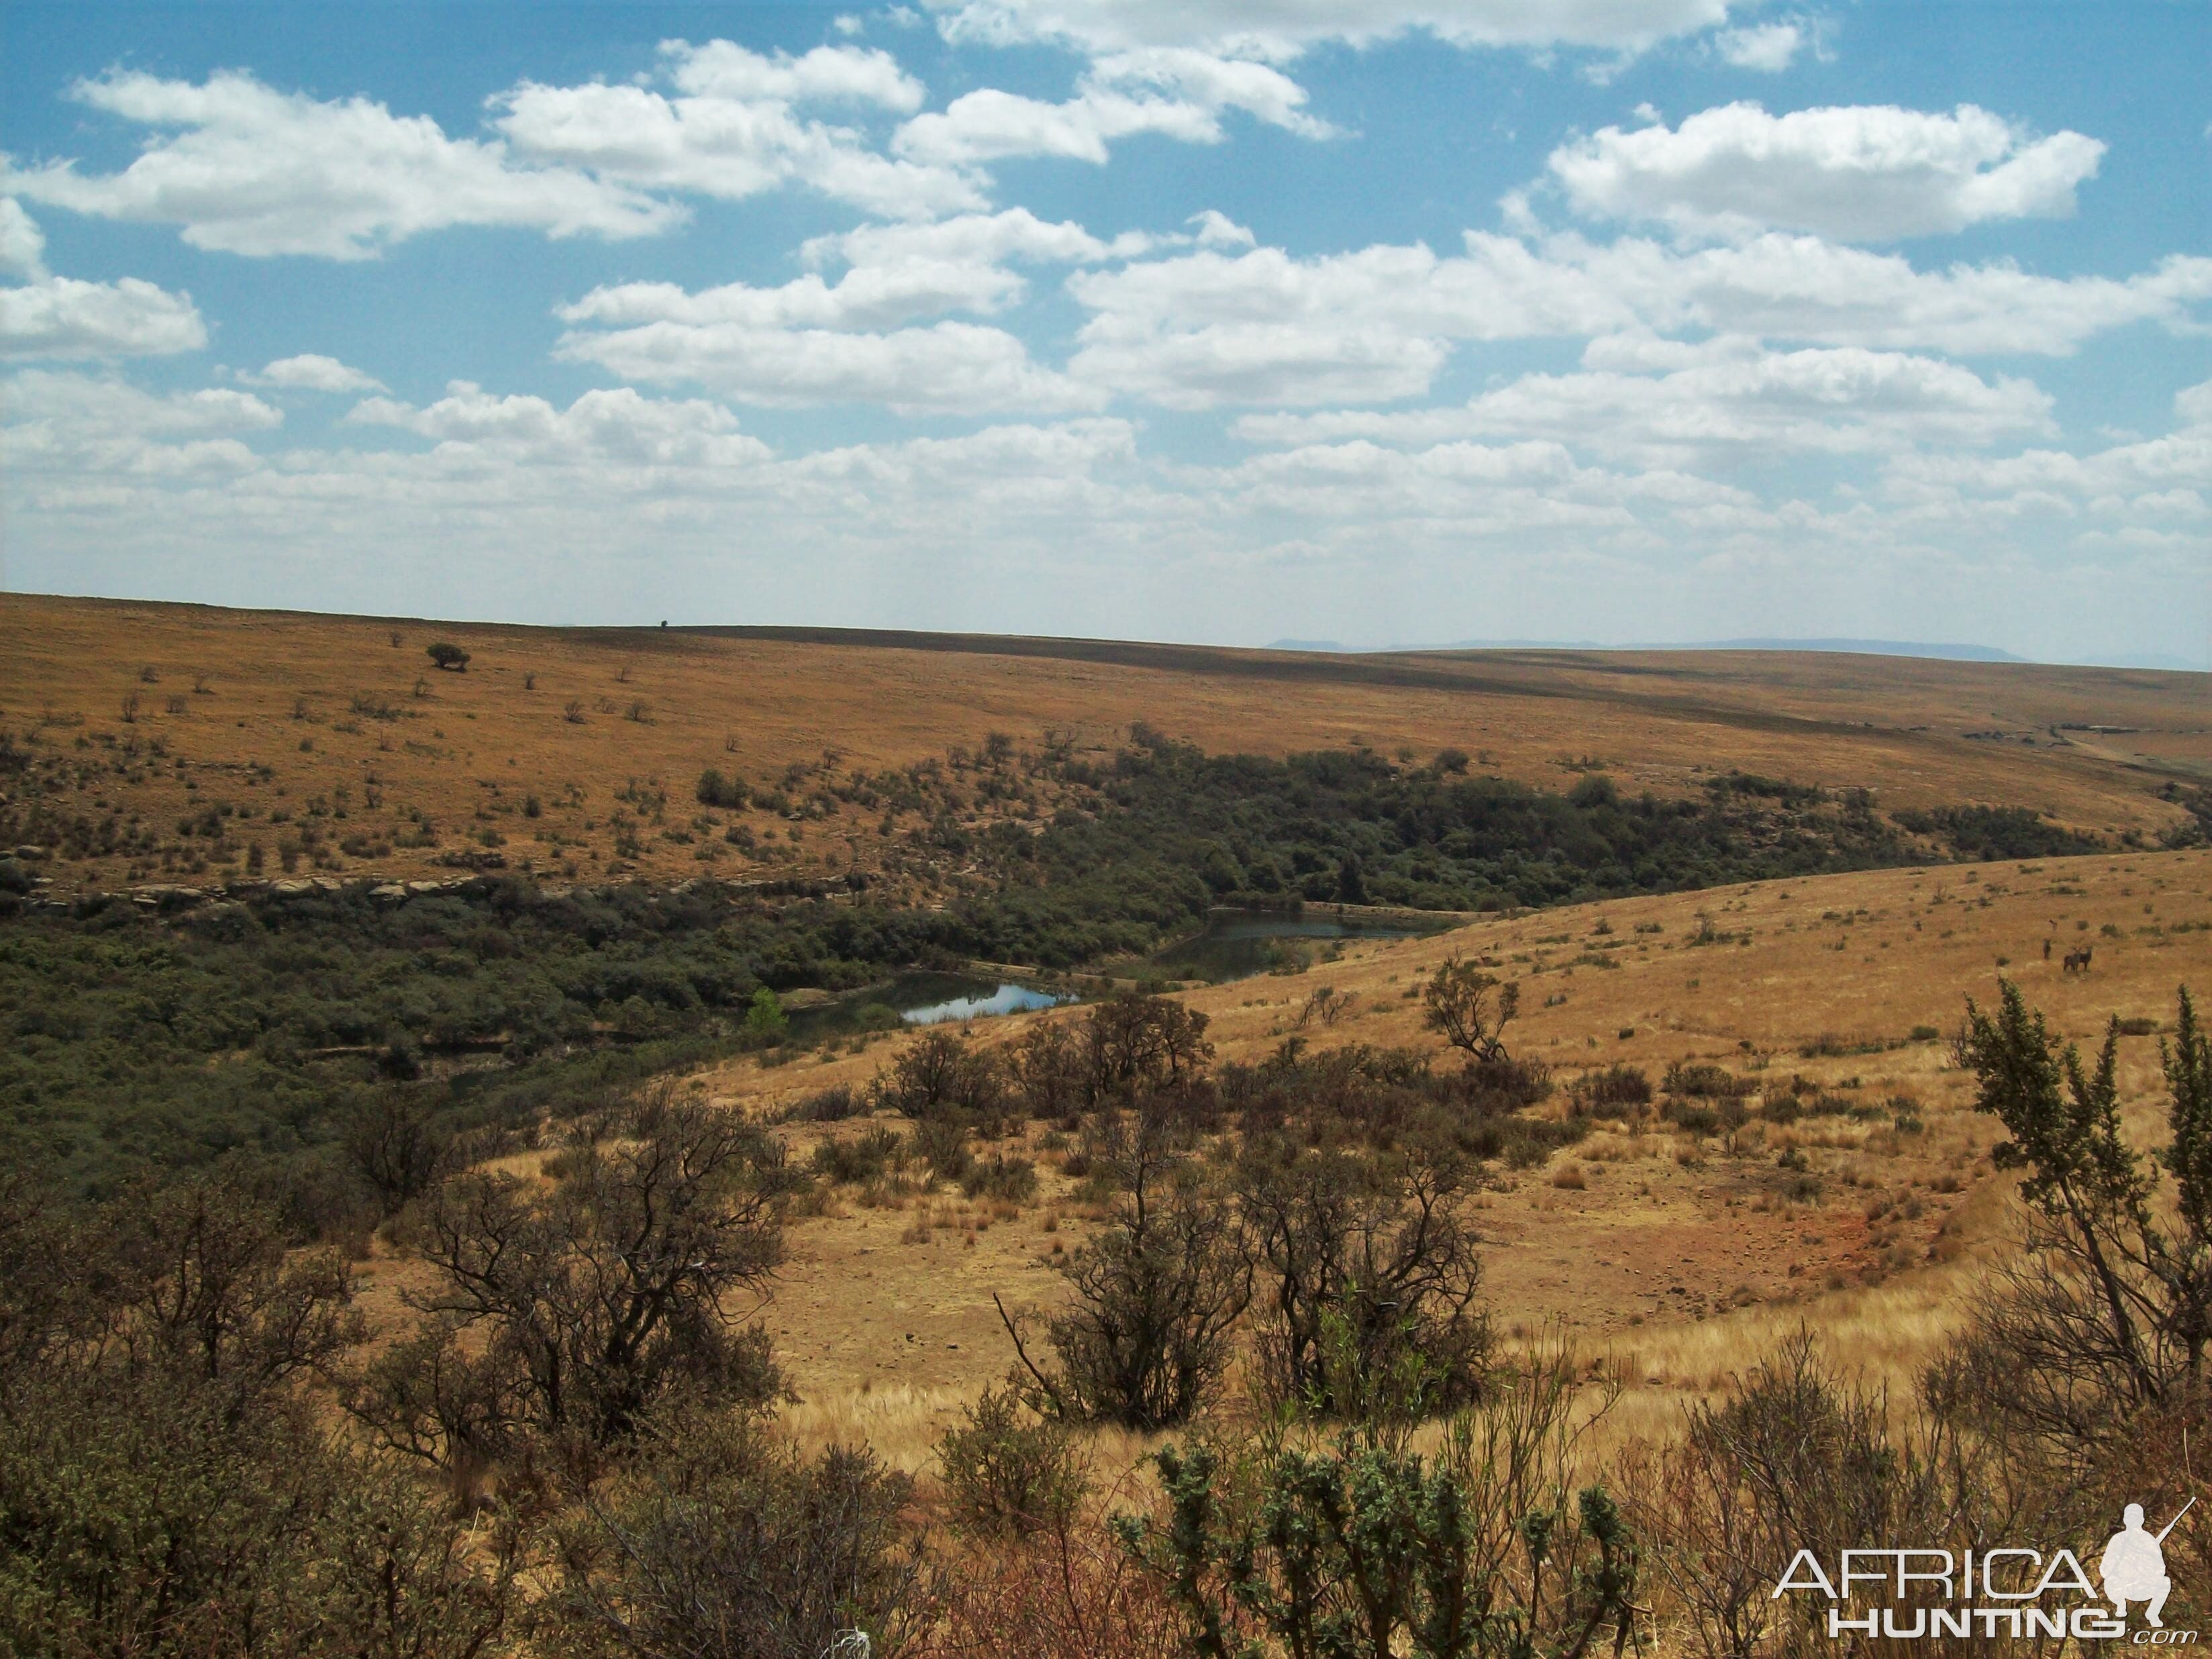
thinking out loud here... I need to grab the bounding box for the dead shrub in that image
[917,1518,1183,1659]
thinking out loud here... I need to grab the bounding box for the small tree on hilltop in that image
[1422,956,1519,1064]
[426,642,470,672]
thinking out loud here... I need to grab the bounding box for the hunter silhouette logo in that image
[1774,1498,2200,1642]
[2104,1500,2192,1629]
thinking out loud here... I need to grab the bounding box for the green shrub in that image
[541,1409,919,1658]
[960,1153,1038,1204]
[936,1381,1087,1538]
[793,1083,864,1123]
[743,987,789,1043]
[1115,1355,1638,1659]
[1570,1064,1651,1115]
[913,1117,973,1185]
[811,1124,905,1185]
[696,768,748,810]
[1661,1060,1756,1099]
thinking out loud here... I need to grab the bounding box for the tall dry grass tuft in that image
[785,1384,1179,1533]
[782,1382,974,1473]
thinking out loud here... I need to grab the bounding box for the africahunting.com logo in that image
[1775,1500,2197,1643]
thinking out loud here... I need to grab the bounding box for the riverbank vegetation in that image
[1,734,2103,1195]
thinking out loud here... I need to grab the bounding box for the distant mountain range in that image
[1267,637,2207,670]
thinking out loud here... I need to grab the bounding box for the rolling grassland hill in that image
[3,593,2205,900]
[338,844,2212,1472]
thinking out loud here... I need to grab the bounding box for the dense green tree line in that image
[1,738,2096,1191]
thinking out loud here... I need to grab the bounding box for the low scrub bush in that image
[1662,1097,1747,1136]
[960,1153,1038,1205]
[936,1381,1088,1538]
[1569,1063,1652,1115]
[811,1123,906,1187]
[792,1083,864,1123]
[1117,1352,1638,1659]
[1240,1146,1492,1417]
[1005,1126,1250,1430]
[1662,1060,1757,1099]
[913,1117,974,1185]
[695,768,748,810]
[542,1407,920,1659]
[921,1525,1184,1659]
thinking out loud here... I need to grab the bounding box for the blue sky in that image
[2,1,2207,666]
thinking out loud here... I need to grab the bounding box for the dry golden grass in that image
[3,593,2204,895]
[24,594,2202,1472]
[697,846,2212,1467]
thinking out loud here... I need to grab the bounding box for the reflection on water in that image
[1150,909,1433,983]
[783,971,1068,1042]
[783,912,1437,1040]
[901,982,1068,1025]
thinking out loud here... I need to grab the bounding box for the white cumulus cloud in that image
[557,208,1152,412]
[924,0,1736,56]
[250,354,386,393]
[893,48,1331,170]
[802,207,1151,279]
[1064,241,1602,408]
[561,268,1021,334]
[0,274,207,360]
[564,208,1141,336]
[558,310,1101,414]
[3,370,279,483]
[347,382,773,468]
[1881,376,2212,514]
[668,39,925,109]
[1556,232,2212,353]
[1231,345,2056,464]
[491,40,981,221]
[0,199,48,279]
[1063,230,2212,409]
[8,370,280,436]
[1711,20,1807,71]
[3,70,680,259]
[1547,102,2107,241]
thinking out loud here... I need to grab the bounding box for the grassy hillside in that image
[676,845,2212,1464]
[9,592,2211,1653]
[2,593,2204,897]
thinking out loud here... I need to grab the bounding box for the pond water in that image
[1148,909,1435,983]
[782,912,1439,1040]
[901,981,1068,1025]
[785,971,1070,1041]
